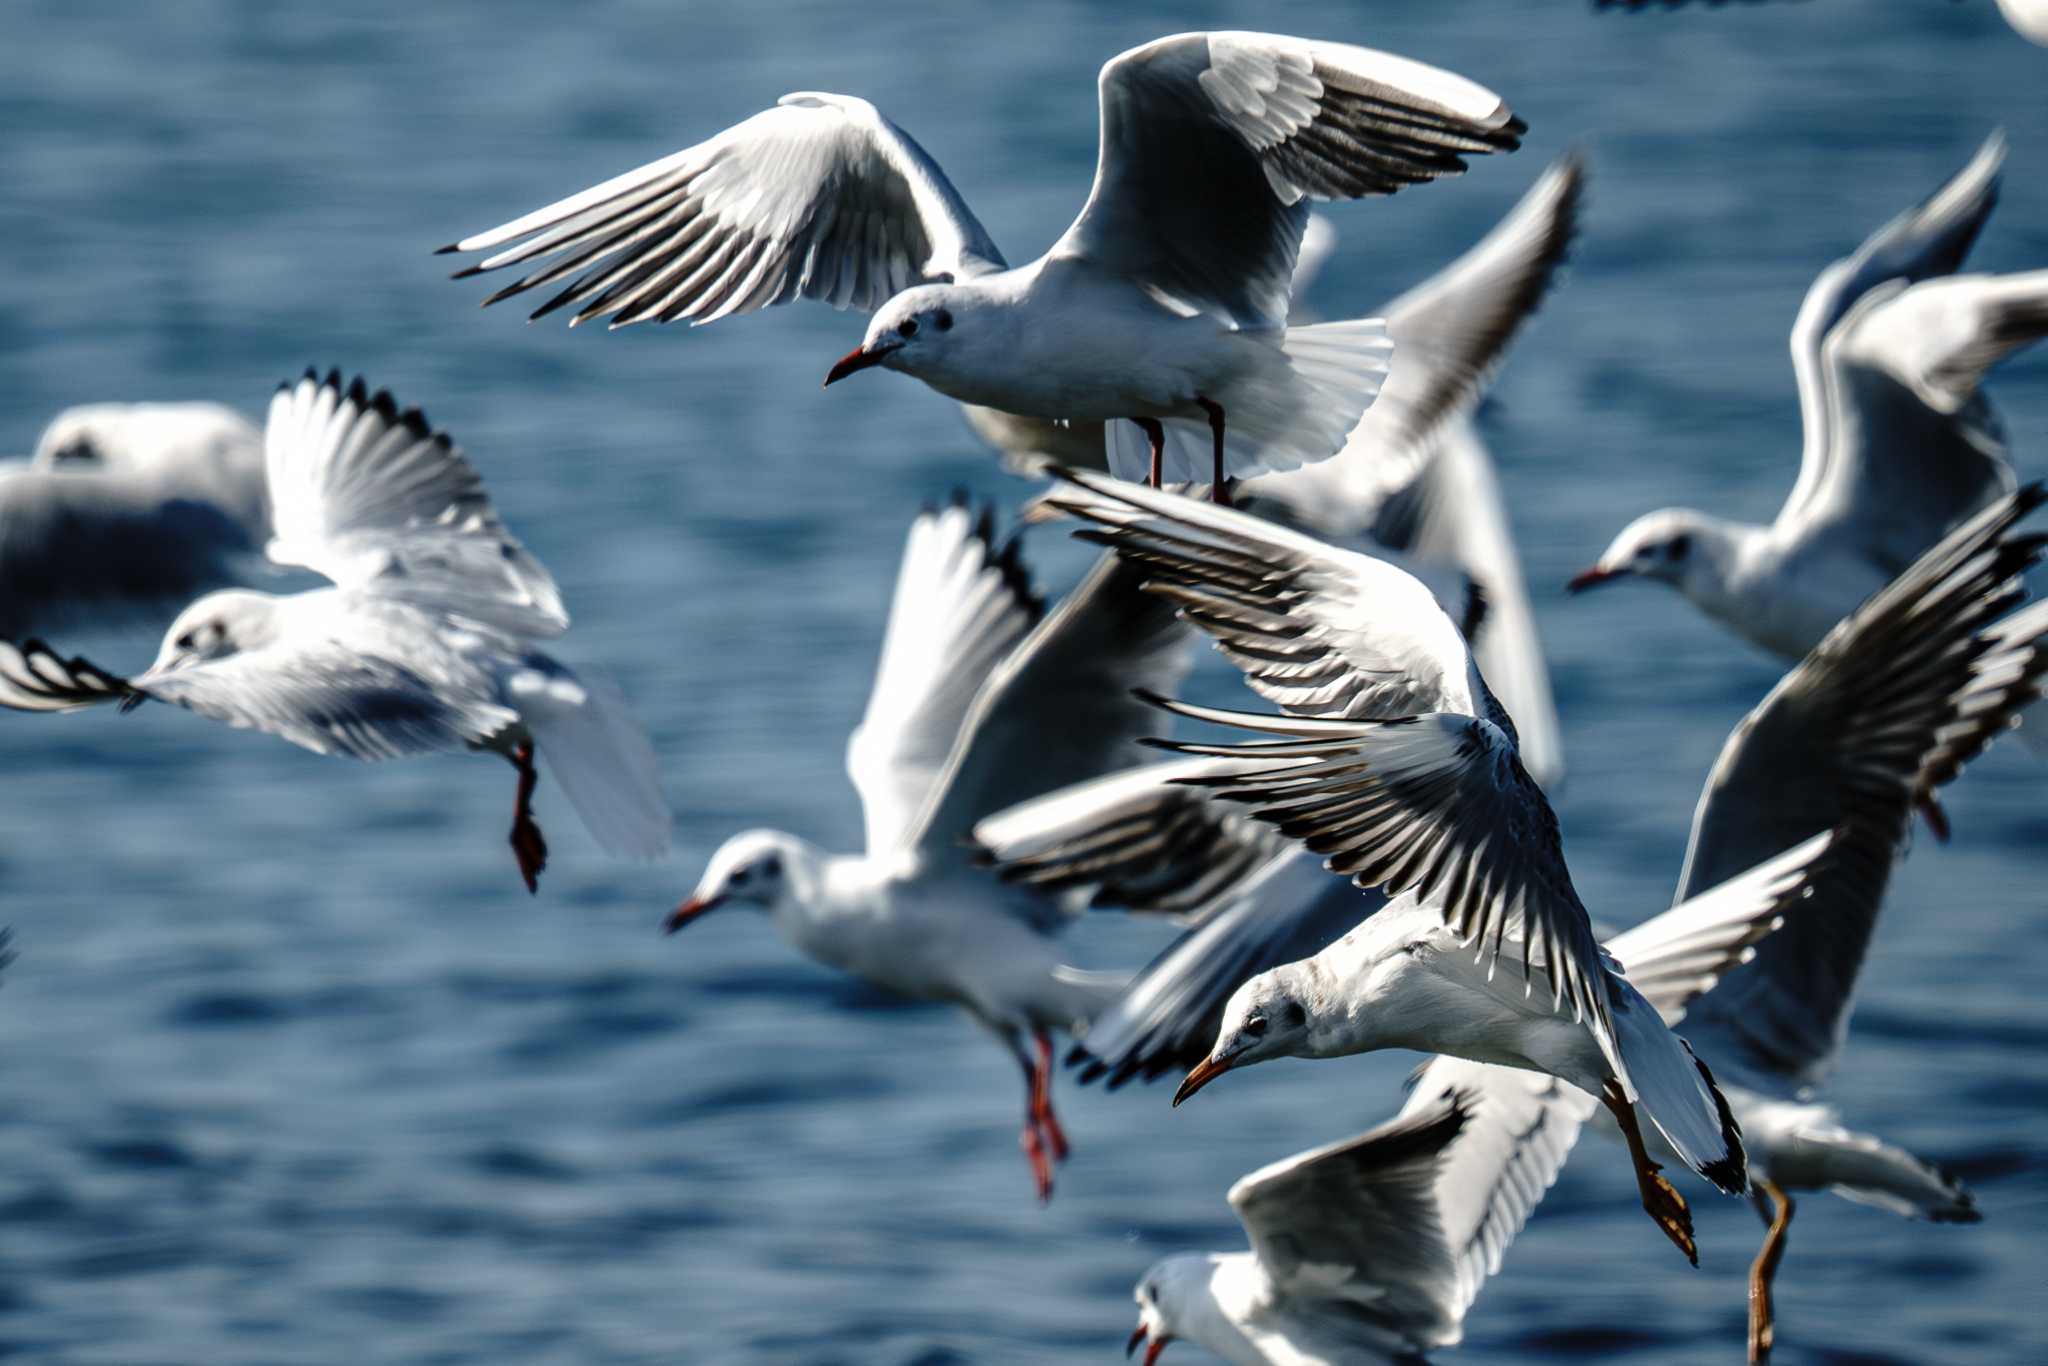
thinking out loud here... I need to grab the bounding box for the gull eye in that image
[897,318,919,338]
[1242,1014,1267,1038]
[174,632,195,651]
[1668,533,1692,560]
[730,869,751,887]
[934,309,953,332]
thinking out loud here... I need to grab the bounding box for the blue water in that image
[2,1,2045,1361]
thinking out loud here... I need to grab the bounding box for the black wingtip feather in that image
[433,241,462,256]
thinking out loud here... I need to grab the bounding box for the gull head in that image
[1174,967,1315,1106]
[1568,508,1714,596]
[668,829,800,932]
[1127,1258,1207,1365]
[824,286,975,389]
[148,590,286,676]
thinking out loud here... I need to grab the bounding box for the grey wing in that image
[440,93,1006,328]
[1044,468,1490,725]
[1228,1094,1471,1352]
[1155,702,1617,1052]
[900,549,1194,897]
[1780,130,2005,532]
[849,499,1042,856]
[135,634,517,761]
[0,466,261,637]
[1673,485,2048,1089]
[0,637,138,712]
[1399,1057,1595,1327]
[1055,32,1522,330]
[1370,417,1564,790]
[262,371,567,637]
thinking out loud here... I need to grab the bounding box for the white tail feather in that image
[512,664,671,859]
[1610,976,1746,1193]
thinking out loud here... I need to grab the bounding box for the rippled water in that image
[1,1,2045,1361]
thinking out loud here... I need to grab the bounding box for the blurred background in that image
[1,1,2044,1361]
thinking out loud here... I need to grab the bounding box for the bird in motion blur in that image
[0,370,671,893]
[439,31,1526,493]
[1571,131,2048,662]
[667,499,1191,1201]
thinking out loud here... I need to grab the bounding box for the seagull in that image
[0,370,670,893]
[665,500,1192,1202]
[438,32,1525,493]
[1038,466,1769,1263]
[0,402,269,636]
[1003,477,2048,1359]
[1569,131,2048,660]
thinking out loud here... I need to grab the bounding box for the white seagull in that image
[438,32,1524,491]
[1011,478,2048,1358]
[0,371,670,893]
[1039,466,1769,1263]
[1595,0,2048,49]
[665,500,1192,1201]
[1569,131,2048,659]
[0,402,269,636]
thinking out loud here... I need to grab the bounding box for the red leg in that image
[507,740,549,895]
[1031,1029,1071,1162]
[1131,417,1166,489]
[1194,396,1229,506]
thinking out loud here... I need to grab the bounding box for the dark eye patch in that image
[1669,533,1692,560]
[934,309,953,332]
[1280,1001,1306,1028]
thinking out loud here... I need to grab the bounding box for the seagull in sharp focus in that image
[0,371,671,894]
[666,500,1192,1202]
[1570,131,2048,660]
[0,402,269,637]
[1041,466,1780,1264]
[438,32,1524,494]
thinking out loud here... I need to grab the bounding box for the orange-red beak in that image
[664,893,724,934]
[823,341,898,387]
[1566,565,1619,594]
[1126,1326,1169,1364]
[1172,1053,1234,1107]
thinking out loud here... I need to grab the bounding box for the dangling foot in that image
[1131,417,1166,489]
[507,740,549,894]
[1603,1082,1698,1265]
[1031,1029,1071,1162]
[1020,1119,1054,1203]
[1194,396,1230,506]
[1748,1180,1794,1364]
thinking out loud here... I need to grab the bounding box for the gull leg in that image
[1131,418,1166,489]
[1011,1035,1055,1203]
[1193,396,1230,506]
[1031,1028,1071,1162]
[1748,1180,1794,1364]
[1602,1081,1697,1266]
[507,740,549,895]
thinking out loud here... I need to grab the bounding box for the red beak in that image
[1172,1053,1233,1107]
[823,342,894,387]
[664,894,722,934]
[1126,1325,1146,1358]
[1565,565,1618,594]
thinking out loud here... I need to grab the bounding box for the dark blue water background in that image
[1,1,2045,1360]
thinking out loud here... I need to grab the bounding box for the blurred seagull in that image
[0,402,268,636]
[1040,467,1767,1263]
[1595,0,2048,49]
[439,32,1525,491]
[1570,132,2048,659]
[0,371,670,893]
[666,501,1191,1201]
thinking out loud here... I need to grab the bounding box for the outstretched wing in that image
[1053,31,1522,331]
[263,371,567,637]
[847,499,1042,857]
[1672,485,2048,1090]
[0,637,138,712]
[440,93,1006,328]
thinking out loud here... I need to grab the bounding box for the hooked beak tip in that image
[1565,566,1614,595]
[664,895,716,934]
[824,343,889,387]
[1126,1325,1146,1358]
[1172,1054,1231,1107]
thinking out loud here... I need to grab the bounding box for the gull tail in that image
[1104,317,1392,483]
[1611,976,1747,1195]
[1045,965,1136,1037]
[1773,1115,1980,1222]
[511,662,672,860]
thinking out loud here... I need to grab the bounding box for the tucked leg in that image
[1193,396,1230,505]
[1601,1081,1697,1266]
[507,740,549,895]
[1130,417,1166,489]
[1748,1180,1794,1364]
